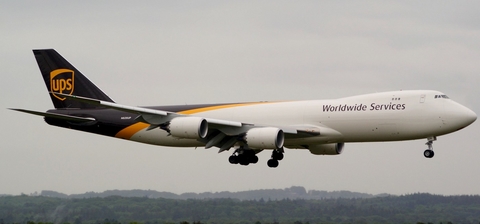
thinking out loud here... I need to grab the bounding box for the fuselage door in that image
[420,94,426,103]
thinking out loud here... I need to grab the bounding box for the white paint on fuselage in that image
[128,90,476,149]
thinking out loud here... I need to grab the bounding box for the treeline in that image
[37,186,376,200]
[1,193,480,224]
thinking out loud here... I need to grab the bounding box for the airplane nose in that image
[443,101,477,130]
[453,104,477,128]
[463,107,477,125]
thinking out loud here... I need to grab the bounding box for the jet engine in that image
[244,127,284,149]
[308,143,344,155]
[168,117,208,139]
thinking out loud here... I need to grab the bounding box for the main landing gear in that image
[229,148,258,166]
[267,149,284,168]
[228,147,285,168]
[423,137,436,158]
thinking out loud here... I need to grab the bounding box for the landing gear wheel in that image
[424,137,436,158]
[229,155,238,164]
[249,155,259,164]
[424,149,434,158]
[238,155,250,166]
[272,151,284,161]
[267,159,279,168]
[228,148,259,166]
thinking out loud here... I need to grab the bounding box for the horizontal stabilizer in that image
[9,108,95,122]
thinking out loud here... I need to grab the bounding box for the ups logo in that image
[50,69,74,101]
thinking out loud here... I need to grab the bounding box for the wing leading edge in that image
[55,92,244,128]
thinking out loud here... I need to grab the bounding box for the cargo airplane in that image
[10,49,477,168]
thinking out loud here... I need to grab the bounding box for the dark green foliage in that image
[1,193,480,224]
[38,187,375,200]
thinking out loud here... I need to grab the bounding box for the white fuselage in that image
[127,90,476,149]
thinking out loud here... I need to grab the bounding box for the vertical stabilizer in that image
[33,49,114,109]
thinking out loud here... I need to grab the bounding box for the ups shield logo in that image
[50,69,74,101]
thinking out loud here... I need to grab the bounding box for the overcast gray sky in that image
[1,1,480,196]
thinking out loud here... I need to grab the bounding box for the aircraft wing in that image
[54,93,169,116]
[55,93,244,128]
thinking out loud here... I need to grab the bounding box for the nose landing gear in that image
[423,137,436,158]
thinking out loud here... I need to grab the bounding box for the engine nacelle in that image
[244,127,284,149]
[169,117,208,139]
[308,143,344,155]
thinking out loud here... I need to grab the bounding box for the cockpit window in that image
[434,95,449,99]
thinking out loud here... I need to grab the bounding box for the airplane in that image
[10,49,477,168]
